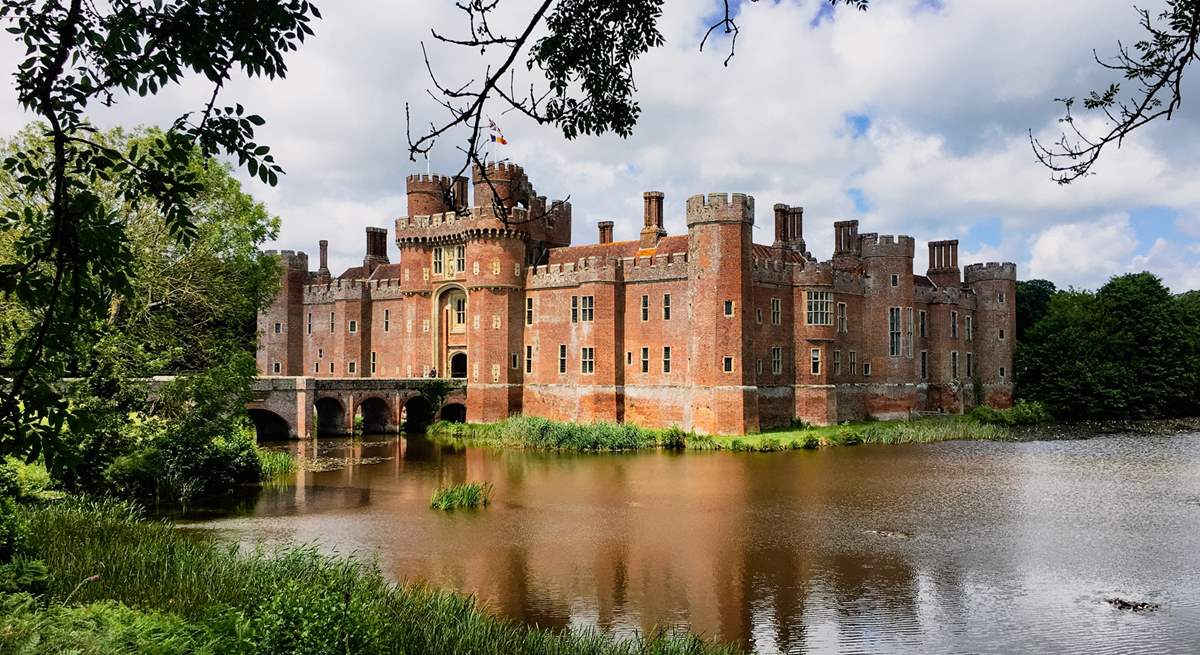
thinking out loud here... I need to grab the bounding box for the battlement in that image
[472,161,525,180]
[965,262,1017,283]
[405,173,455,186]
[302,278,370,304]
[860,234,915,258]
[266,249,309,271]
[686,193,755,226]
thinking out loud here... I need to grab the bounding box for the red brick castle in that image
[257,163,1016,434]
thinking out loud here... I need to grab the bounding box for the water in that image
[183,432,1200,654]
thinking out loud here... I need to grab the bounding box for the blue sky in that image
[1,0,1196,291]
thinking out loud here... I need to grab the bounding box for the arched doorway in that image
[314,397,347,436]
[434,285,467,378]
[359,397,392,433]
[440,403,467,423]
[449,352,467,379]
[248,409,292,441]
[402,395,432,433]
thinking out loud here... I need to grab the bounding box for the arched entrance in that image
[402,395,432,433]
[248,409,292,441]
[440,402,467,423]
[434,285,467,379]
[449,352,467,379]
[314,397,347,436]
[358,397,392,433]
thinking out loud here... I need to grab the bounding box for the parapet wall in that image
[686,193,755,226]
[266,249,309,271]
[860,234,915,259]
[303,279,370,304]
[965,262,1017,283]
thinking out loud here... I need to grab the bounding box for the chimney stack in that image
[772,204,806,252]
[313,239,331,282]
[363,227,390,274]
[451,176,468,211]
[598,221,614,244]
[640,191,666,248]
[927,239,961,287]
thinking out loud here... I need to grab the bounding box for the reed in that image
[14,499,740,655]
[430,481,493,510]
[256,449,297,482]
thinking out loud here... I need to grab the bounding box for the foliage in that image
[16,499,740,655]
[971,401,1053,427]
[1017,273,1198,420]
[1016,279,1057,340]
[430,415,659,452]
[430,482,493,511]
[660,425,688,450]
[257,450,296,482]
[0,0,316,480]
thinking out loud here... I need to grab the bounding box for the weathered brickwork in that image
[257,162,1016,434]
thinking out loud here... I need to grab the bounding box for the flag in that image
[488,117,508,145]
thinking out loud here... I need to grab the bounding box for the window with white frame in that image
[641,295,649,321]
[313,362,320,373]
[890,273,899,287]
[1000,366,1007,379]
[663,346,672,373]
[772,298,782,325]
[663,293,672,320]
[810,348,821,375]
[966,315,973,340]
[756,358,763,375]
[724,300,734,317]
[571,295,579,322]
[723,356,734,372]
[966,352,974,378]
[348,320,357,334]
[999,328,1006,340]
[833,350,841,375]
[455,244,465,273]
[905,307,915,357]
[526,297,534,325]
[383,309,390,332]
[581,347,595,374]
[348,361,357,374]
[370,352,377,374]
[329,362,334,373]
[581,295,595,321]
[837,302,847,333]
[806,290,833,325]
[920,351,928,380]
[512,353,519,369]
[307,312,312,335]
[849,351,858,375]
[526,345,533,373]
[772,346,783,374]
[863,362,872,377]
[889,307,902,357]
[454,297,466,326]
[641,347,649,373]
[919,310,927,338]
[272,361,281,374]
[433,247,444,275]
[318,348,323,358]
[559,345,567,373]
[329,312,335,332]
[274,322,281,334]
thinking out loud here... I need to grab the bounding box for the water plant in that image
[257,449,297,482]
[12,500,740,654]
[430,482,493,510]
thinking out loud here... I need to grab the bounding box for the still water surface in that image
[185,432,1200,654]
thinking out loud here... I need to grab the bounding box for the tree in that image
[1032,1,1200,183]
[1015,279,1057,340]
[0,1,319,471]
[407,0,869,219]
[1018,273,1195,420]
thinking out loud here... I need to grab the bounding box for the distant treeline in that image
[1015,273,1200,420]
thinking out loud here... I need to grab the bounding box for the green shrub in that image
[430,482,492,510]
[757,438,785,452]
[801,435,821,450]
[660,425,688,450]
[970,401,1053,427]
[685,435,721,451]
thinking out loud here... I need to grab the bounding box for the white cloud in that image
[1132,238,1200,293]
[1,0,1198,281]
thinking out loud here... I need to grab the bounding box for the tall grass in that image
[256,449,296,482]
[430,482,492,510]
[13,500,738,655]
[429,416,659,452]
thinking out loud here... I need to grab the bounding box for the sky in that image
[1,0,1198,292]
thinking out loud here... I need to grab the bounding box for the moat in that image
[183,431,1200,654]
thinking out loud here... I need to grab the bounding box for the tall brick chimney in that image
[772,204,806,252]
[311,239,331,283]
[640,191,666,248]
[927,239,961,288]
[363,226,389,274]
[598,221,614,244]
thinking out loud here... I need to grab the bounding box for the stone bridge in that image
[246,377,468,439]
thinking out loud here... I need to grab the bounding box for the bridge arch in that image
[315,396,348,436]
[358,396,393,433]
[440,402,467,423]
[402,395,433,433]
[247,408,292,441]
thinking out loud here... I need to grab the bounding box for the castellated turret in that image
[472,162,533,210]
[406,174,467,217]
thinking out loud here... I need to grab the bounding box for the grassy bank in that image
[428,413,1015,453]
[3,500,736,654]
